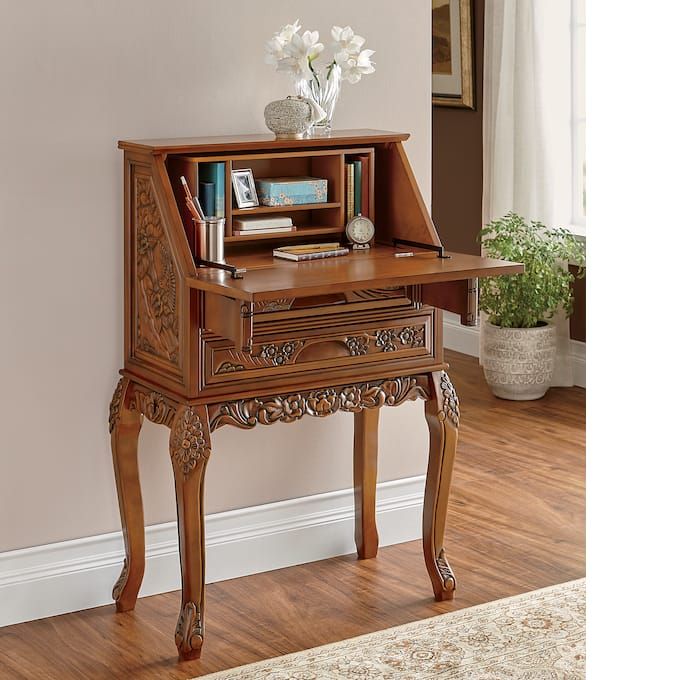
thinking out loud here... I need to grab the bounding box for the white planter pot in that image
[481,321,557,400]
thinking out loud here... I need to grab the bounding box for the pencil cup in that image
[194,217,226,264]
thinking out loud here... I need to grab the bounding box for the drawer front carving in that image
[203,312,434,388]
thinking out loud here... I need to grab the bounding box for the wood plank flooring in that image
[0,352,585,679]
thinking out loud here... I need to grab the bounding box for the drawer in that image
[202,287,417,352]
[202,308,434,388]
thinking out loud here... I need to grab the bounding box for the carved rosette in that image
[259,341,303,366]
[112,557,129,601]
[175,601,203,657]
[108,378,126,433]
[209,376,429,431]
[345,336,369,356]
[375,329,397,352]
[135,175,180,366]
[440,372,460,429]
[170,408,211,477]
[436,548,456,592]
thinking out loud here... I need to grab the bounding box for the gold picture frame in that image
[432,0,475,109]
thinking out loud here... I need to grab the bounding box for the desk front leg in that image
[169,404,212,661]
[354,408,380,559]
[423,370,460,601]
[109,377,145,612]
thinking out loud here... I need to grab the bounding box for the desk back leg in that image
[353,408,380,559]
[422,370,460,601]
[169,404,212,661]
[109,377,145,612]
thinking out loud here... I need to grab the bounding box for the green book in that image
[352,160,362,217]
[199,162,225,217]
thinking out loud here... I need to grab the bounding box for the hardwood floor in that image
[0,352,585,680]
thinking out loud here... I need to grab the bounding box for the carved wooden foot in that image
[170,404,211,661]
[109,377,145,612]
[422,371,460,601]
[353,408,380,559]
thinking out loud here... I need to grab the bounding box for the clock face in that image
[346,216,375,245]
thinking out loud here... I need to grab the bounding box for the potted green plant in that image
[478,213,585,400]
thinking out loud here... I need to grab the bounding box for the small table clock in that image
[345,214,375,250]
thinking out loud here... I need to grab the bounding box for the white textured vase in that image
[481,321,557,400]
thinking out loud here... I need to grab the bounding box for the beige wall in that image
[0,1,431,552]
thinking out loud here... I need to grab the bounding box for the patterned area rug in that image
[194,579,585,679]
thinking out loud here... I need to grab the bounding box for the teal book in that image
[352,160,362,217]
[199,162,225,217]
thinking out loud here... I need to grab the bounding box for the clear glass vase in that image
[295,64,341,135]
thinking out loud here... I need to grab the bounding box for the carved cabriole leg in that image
[169,404,211,661]
[109,377,145,612]
[353,408,380,559]
[422,370,460,601]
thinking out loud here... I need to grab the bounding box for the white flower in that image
[330,25,365,56]
[336,48,375,84]
[277,30,325,77]
[264,19,301,65]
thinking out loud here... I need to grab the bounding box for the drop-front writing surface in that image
[111,129,523,660]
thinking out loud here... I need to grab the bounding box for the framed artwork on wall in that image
[432,0,475,109]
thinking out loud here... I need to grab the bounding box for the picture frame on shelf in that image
[432,0,475,109]
[231,168,259,209]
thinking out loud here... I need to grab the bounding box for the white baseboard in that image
[443,313,586,388]
[0,475,425,628]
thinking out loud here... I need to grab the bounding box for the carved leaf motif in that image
[436,548,456,591]
[133,390,176,427]
[135,175,180,366]
[440,372,460,428]
[112,557,129,601]
[210,376,429,431]
[170,407,210,477]
[108,378,126,433]
[175,601,203,656]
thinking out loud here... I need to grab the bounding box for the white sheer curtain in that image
[482,0,574,385]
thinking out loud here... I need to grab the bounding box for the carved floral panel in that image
[134,173,180,369]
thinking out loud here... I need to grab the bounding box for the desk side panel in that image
[123,152,193,394]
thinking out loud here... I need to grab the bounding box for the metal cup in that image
[194,217,226,264]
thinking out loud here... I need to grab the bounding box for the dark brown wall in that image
[432,0,485,256]
[432,0,585,341]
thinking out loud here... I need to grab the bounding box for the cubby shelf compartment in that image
[224,225,344,244]
[232,202,341,216]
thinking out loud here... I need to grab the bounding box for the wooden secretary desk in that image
[109,129,522,660]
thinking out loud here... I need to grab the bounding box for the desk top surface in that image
[119,129,410,155]
[186,245,523,302]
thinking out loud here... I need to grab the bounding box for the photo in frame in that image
[231,168,259,208]
[432,0,475,109]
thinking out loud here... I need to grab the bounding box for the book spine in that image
[233,226,295,235]
[198,182,215,218]
[346,163,355,223]
[352,160,362,217]
[233,217,293,229]
[359,155,370,217]
[293,248,349,261]
[198,163,225,217]
[214,162,225,218]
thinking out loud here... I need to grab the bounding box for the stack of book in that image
[345,155,370,222]
[233,216,295,236]
[273,242,349,262]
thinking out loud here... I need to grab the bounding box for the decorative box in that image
[255,176,328,206]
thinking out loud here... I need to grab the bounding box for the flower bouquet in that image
[265,20,376,132]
